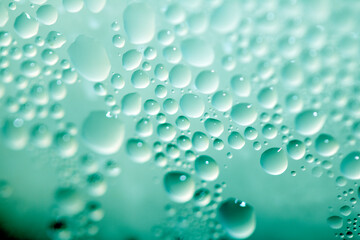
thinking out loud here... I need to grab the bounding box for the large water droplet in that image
[163,171,195,203]
[231,103,257,126]
[218,198,256,239]
[181,38,214,67]
[180,94,204,118]
[194,155,219,181]
[340,152,360,180]
[81,111,124,155]
[314,134,339,157]
[68,35,111,82]
[126,138,151,163]
[14,12,39,39]
[260,148,288,175]
[295,110,326,136]
[123,2,155,44]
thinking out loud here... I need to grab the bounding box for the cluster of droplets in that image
[1,0,360,239]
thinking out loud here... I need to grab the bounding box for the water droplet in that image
[122,49,142,71]
[295,110,326,135]
[192,131,209,152]
[181,38,214,67]
[131,70,150,89]
[231,103,257,126]
[157,123,176,142]
[287,140,306,160]
[260,148,288,175]
[63,0,84,13]
[314,134,339,157]
[228,131,245,150]
[169,64,191,88]
[195,70,219,94]
[123,2,155,44]
[212,91,233,112]
[36,4,58,25]
[121,92,141,116]
[195,155,219,181]
[210,1,241,33]
[204,118,224,137]
[68,35,110,82]
[340,152,360,180]
[327,216,343,229]
[257,87,278,109]
[14,12,39,39]
[163,171,195,203]
[218,198,256,239]
[126,138,151,163]
[180,94,204,118]
[81,111,124,155]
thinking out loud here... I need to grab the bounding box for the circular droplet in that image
[257,87,278,109]
[14,12,39,39]
[231,103,257,126]
[169,64,191,88]
[204,118,224,137]
[195,70,219,94]
[287,140,306,160]
[218,198,256,239]
[82,111,124,155]
[327,216,343,229]
[36,5,58,25]
[195,155,219,181]
[340,152,360,180]
[123,2,155,44]
[295,110,326,136]
[314,134,339,157]
[68,35,110,82]
[212,91,233,112]
[228,131,245,150]
[181,38,214,67]
[180,94,204,118]
[126,138,151,163]
[260,148,288,175]
[131,70,150,89]
[121,93,141,116]
[192,131,209,152]
[163,171,195,203]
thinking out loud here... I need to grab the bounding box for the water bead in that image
[218,198,256,239]
[211,91,233,112]
[295,110,326,136]
[204,118,224,137]
[163,98,178,115]
[122,49,142,71]
[287,140,306,160]
[131,70,150,89]
[81,111,124,155]
[144,99,160,115]
[36,4,58,25]
[257,87,278,109]
[260,147,288,175]
[228,131,245,150]
[314,134,339,157]
[180,94,205,118]
[121,93,141,116]
[195,70,219,94]
[175,116,190,130]
[46,31,66,49]
[163,171,195,203]
[63,0,84,13]
[192,131,209,152]
[340,152,360,180]
[157,123,176,142]
[231,103,257,126]
[68,35,110,82]
[181,37,214,67]
[169,64,191,88]
[112,34,125,48]
[14,12,39,39]
[126,138,152,163]
[123,2,155,44]
[194,155,219,181]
